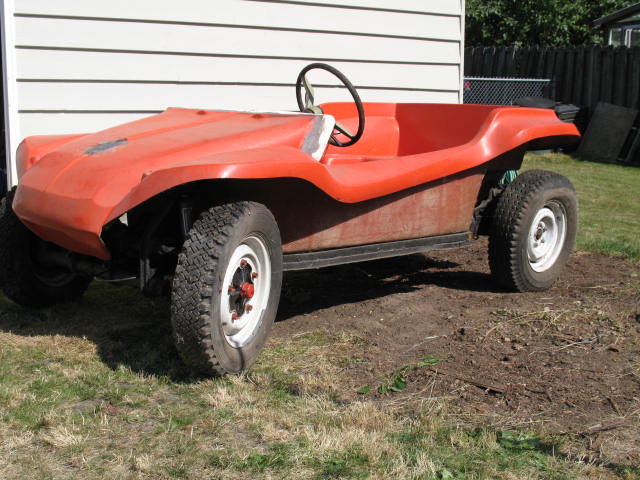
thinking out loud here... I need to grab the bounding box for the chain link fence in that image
[463,77,553,105]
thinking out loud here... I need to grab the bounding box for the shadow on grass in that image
[0,253,504,381]
[278,253,505,321]
[0,283,198,382]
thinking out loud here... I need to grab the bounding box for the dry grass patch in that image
[1,282,637,479]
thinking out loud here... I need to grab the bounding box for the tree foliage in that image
[466,0,632,46]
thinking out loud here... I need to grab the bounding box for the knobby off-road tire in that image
[489,170,578,292]
[171,202,283,375]
[0,189,92,307]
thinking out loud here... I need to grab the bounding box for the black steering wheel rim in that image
[295,63,365,147]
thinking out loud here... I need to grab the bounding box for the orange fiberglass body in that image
[13,102,580,261]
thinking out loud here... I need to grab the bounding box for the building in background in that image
[594,2,640,47]
[1,0,466,191]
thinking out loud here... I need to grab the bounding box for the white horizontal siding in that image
[15,18,460,64]
[17,83,458,114]
[259,0,463,16]
[15,0,461,41]
[16,90,460,138]
[5,0,465,185]
[16,51,460,91]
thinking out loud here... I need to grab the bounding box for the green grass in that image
[0,285,635,479]
[522,153,640,261]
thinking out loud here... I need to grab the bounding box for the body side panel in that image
[269,169,483,252]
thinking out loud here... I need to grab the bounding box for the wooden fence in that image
[464,46,640,113]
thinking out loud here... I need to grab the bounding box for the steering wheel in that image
[296,63,365,147]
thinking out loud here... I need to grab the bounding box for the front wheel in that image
[488,170,578,292]
[171,202,283,375]
[0,190,92,307]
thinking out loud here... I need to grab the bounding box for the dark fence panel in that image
[464,46,640,113]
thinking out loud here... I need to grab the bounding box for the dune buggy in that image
[0,63,579,374]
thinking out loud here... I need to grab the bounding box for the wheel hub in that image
[527,202,567,273]
[219,235,272,347]
[240,282,254,299]
[227,262,255,321]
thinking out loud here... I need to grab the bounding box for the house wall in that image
[3,0,465,188]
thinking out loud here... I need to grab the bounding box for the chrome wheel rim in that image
[220,235,271,347]
[527,201,567,273]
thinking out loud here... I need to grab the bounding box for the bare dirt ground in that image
[275,239,640,464]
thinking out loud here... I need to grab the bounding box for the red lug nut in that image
[251,272,259,279]
[245,304,253,312]
[240,282,255,299]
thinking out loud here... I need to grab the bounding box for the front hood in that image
[14,108,320,258]
[19,108,318,204]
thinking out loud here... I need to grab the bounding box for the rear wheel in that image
[0,190,92,307]
[171,202,282,375]
[488,170,578,292]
